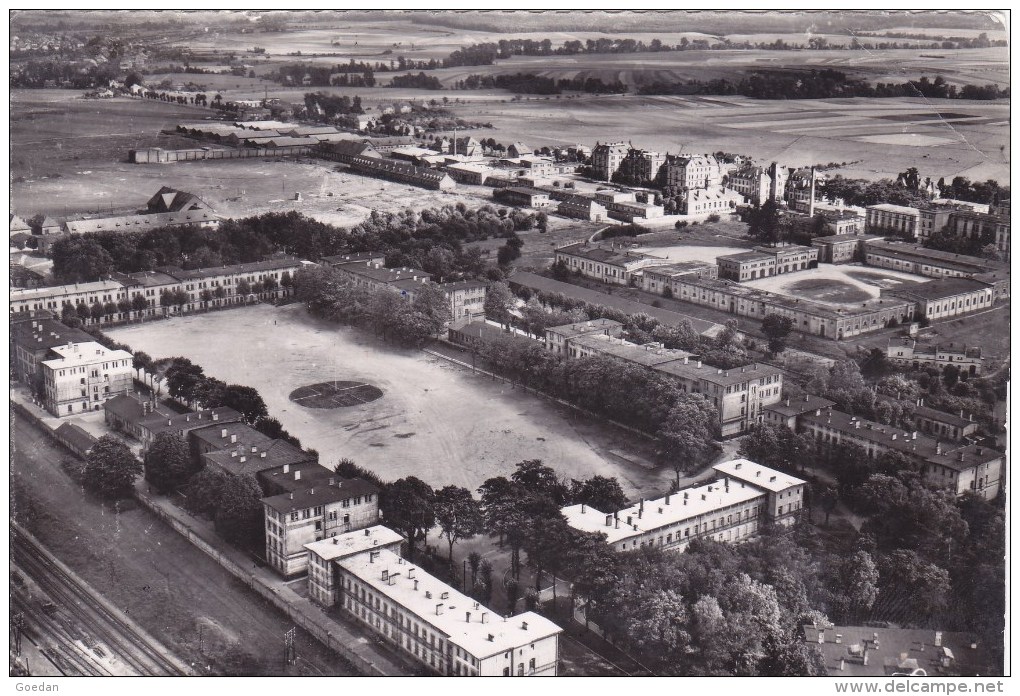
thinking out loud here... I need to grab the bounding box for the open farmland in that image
[452,94,1009,184]
[107,304,673,498]
[401,46,1009,90]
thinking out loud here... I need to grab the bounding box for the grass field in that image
[107,304,673,497]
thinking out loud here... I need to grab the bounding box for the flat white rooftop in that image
[562,478,764,545]
[338,547,561,659]
[712,458,806,493]
[304,525,403,562]
[42,341,132,369]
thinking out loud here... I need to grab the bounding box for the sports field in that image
[107,304,671,497]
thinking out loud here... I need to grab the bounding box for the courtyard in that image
[107,304,672,497]
[742,263,923,307]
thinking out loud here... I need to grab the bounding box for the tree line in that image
[638,70,1008,100]
[452,72,627,95]
[293,265,452,348]
[387,72,443,90]
[50,206,533,284]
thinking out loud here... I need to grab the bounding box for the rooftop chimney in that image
[522,621,528,630]
[436,603,444,616]
[230,434,237,443]
[466,611,472,623]
[364,528,370,536]
[295,470,301,480]
[283,464,290,474]
[221,428,228,438]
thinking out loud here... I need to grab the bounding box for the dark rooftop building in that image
[262,478,380,515]
[202,439,315,478]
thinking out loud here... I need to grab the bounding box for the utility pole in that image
[12,612,24,656]
[283,627,296,666]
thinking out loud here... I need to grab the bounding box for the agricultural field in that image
[413,46,1009,90]
[107,304,674,498]
[453,94,1009,184]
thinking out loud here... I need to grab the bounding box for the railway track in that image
[11,527,189,676]
[11,589,108,676]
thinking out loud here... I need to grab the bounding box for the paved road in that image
[11,415,357,676]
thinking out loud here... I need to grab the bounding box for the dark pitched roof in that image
[913,405,973,428]
[145,407,244,438]
[203,439,315,477]
[145,186,212,213]
[262,478,380,514]
[11,317,92,353]
[893,277,992,301]
[763,394,837,418]
[54,422,98,452]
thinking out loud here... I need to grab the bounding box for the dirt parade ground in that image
[108,304,674,498]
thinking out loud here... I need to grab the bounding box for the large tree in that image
[411,283,453,339]
[164,358,206,405]
[183,468,228,517]
[381,477,436,560]
[215,474,265,551]
[569,475,628,513]
[214,384,269,424]
[51,236,115,283]
[657,394,718,485]
[433,485,483,560]
[82,435,142,499]
[143,431,192,494]
[483,280,516,329]
[761,313,795,356]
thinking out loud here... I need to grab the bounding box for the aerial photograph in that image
[8,9,1010,683]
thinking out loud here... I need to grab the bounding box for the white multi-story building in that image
[263,477,381,578]
[561,459,804,553]
[41,341,133,417]
[307,527,563,676]
[590,142,629,181]
[664,154,723,193]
